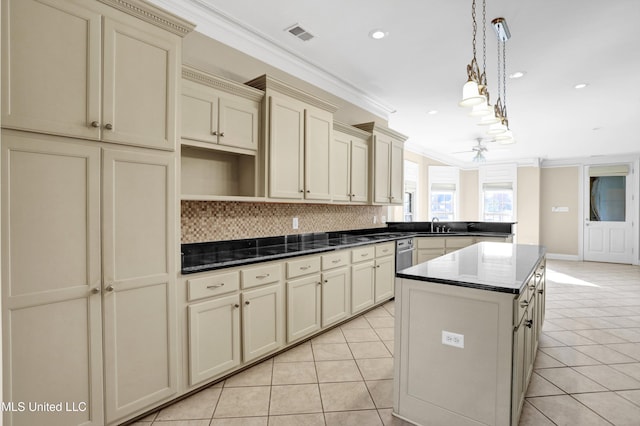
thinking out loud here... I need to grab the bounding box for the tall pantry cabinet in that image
[0,1,195,425]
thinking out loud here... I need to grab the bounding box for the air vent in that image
[286,24,314,41]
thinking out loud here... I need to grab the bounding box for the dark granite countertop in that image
[396,242,546,294]
[181,223,515,275]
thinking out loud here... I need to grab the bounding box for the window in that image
[404,161,419,222]
[588,165,629,222]
[430,183,456,220]
[482,182,514,222]
[428,166,459,220]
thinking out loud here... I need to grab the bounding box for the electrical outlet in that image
[373,216,377,224]
[442,331,464,349]
[292,217,299,229]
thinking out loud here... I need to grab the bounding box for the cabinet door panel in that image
[350,138,369,203]
[331,133,351,202]
[373,136,391,203]
[181,81,217,144]
[102,149,177,423]
[322,268,350,327]
[219,95,259,150]
[2,134,103,426]
[188,295,241,386]
[269,95,304,199]
[375,256,395,303]
[102,14,178,150]
[390,140,404,204]
[305,108,332,200]
[351,261,375,314]
[1,0,101,139]
[242,283,283,362]
[287,275,322,343]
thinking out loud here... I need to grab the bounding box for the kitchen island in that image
[393,242,546,426]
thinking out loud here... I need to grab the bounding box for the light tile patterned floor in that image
[132,260,640,426]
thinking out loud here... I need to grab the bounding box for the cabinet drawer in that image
[286,256,321,279]
[515,279,535,323]
[417,237,445,249]
[321,251,349,270]
[188,271,239,302]
[352,246,375,263]
[376,242,395,258]
[241,263,282,289]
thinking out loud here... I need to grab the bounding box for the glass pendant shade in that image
[459,80,486,107]
[472,151,486,163]
[486,121,507,135]
[477,110,500,126]
[469,100,492,117]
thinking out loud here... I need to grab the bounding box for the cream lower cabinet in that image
[351,246,376,314]
[286,256,322,343]
[416,237,446,263]
[241,263,284,362]
[374,243,396,303]
[320,251,351,327]
[1,132,177,426]
[1,0,192,150]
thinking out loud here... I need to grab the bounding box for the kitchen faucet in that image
[431,217,439,233]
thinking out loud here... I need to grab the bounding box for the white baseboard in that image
[546,253,580,261]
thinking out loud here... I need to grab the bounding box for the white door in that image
[583,164,634,263]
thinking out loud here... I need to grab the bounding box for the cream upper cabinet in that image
[354,122,408,205]
[181,67,262,152]
[101,148,177,424]
[332,123,370,204]
[1,0,194,150]
[246,75,338,201]
[1,132,104,426]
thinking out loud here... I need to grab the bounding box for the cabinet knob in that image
[520,300,529,308]
[306,190,310,193]
[525,319,533,329]
[351,194,356,197]
[324,279,328,283]
[299,189,304,193]
[105,285,114,292]
[245,300,250,305]
[538,289,544,294]
[91,287,100,294]
[90,121,100,128]
[212,131,218,136]
[104,123,113,130]
[219,132,224,137]
[234,303,240,308]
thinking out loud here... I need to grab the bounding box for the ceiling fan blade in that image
[452,150,474,154]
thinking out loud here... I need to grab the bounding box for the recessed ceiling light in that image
[574,83,589,89]
[509,71,526,79]
[427,110,438,115]
[369,29,388,40]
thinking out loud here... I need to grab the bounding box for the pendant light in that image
[459,0,486,107]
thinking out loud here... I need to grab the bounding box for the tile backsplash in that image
[181,201,388,243]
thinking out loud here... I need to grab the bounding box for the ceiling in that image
[150,0,640,166]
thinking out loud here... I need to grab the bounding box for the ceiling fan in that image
[452,138,491,162]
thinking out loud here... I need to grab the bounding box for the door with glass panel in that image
[583,164,633,263]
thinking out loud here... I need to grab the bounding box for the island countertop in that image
[396,242,546,294]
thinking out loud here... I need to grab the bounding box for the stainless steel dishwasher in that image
[395,237,415,272]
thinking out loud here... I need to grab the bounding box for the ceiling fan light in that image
[472,151,486,163]
[459,80,486,107]
[486,122,507,135]
[469,100,492,117]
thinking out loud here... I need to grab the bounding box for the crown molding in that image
[333,121,372,139]
[353,122,408,142]
[145,0,395,120]
[98,0,195,36]
[246,75,338,113]
[182,66,264,102]
[541,153,640,168]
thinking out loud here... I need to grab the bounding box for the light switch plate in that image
[442,330,464,348]
[292,217,299,229]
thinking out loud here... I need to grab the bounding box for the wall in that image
[517,167,541,244]
[540,166,580,255]
[459,169,479,221]
[182,201,387,243]
[399,150,447,222]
